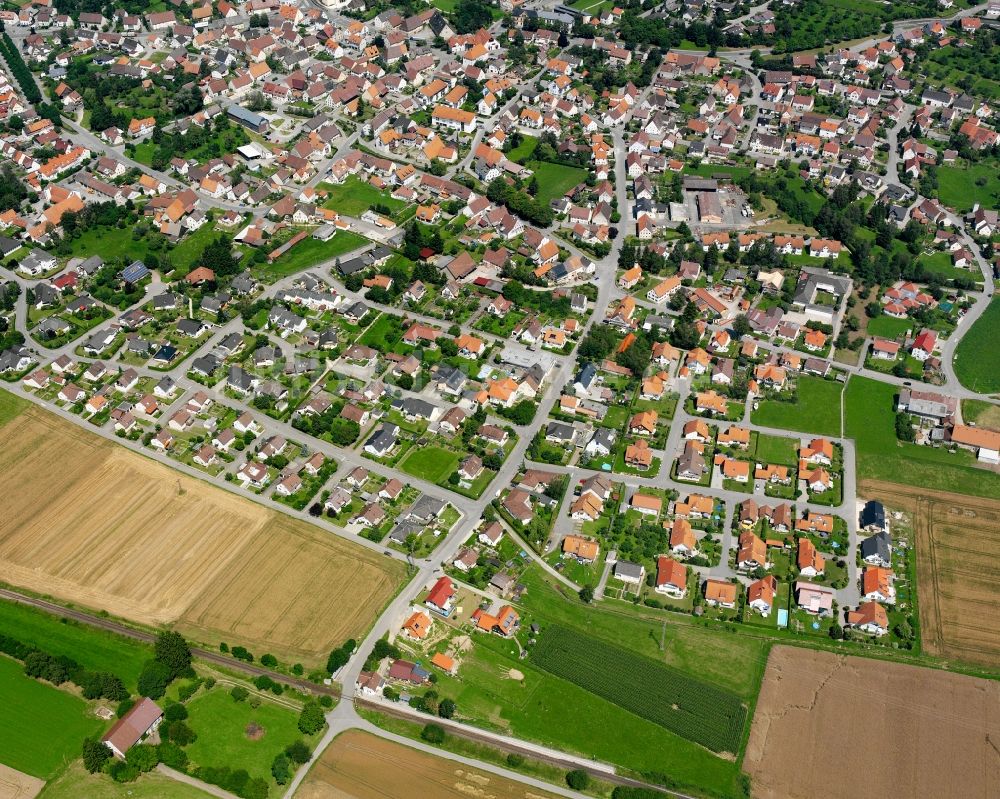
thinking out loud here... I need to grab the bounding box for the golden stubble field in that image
[744,646,1000,799]
[297,730,562,799]
[0,763,44,799]
[861,479,1000,667]
[0,406,405,665]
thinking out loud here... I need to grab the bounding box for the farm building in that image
[102,697,163,758]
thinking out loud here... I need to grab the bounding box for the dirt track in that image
[297,730,563,799]
[744,646,1000,799]
[861,480,1000,667]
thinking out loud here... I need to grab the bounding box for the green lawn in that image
[40,762,214,799]
[753,433,798,466]
[65,225,153,263]
[507,135,538,164]
[263,231,368,279]
[430,635,749,799]
[525,162,588,205]
[866,315,913,339]
[937,160,1000,213]
[954,297,1000,394]
[961,399,1000,428]
[846,376,1000,499]
[184,689,317,786]
[751,376,843,438]
[683,163,753,182]
[0,390,28,427]
[318,176,406,218]
[168,222,225,277]
[399,446,460,484]
[0,600,151,692]
[0,656,104,779]
[917,250,980,284]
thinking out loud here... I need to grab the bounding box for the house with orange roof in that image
[802,328,827,351]
[674,493,714,519]
[846,601,889,636]
[716,455,750,483]
[704,579,738,609]
[695,390,729,417]
[748,575,777,616]
[669,518,697,556]
[800,438,834,465]
[718,425,750,449]
[800,466,833,493]
[631,492,663,517]
[618,265,642,289]
[797,538,825,577]
[737,531,769,570]
[472,605,519,636]
[562,535,600,563]
[755,463,791,484]
[629,409,658,435]
[861,566,895,604]
[431,652,457,674]
[403,610,432,640]
[796,511,834,535]
[625,439,653,470]
[655,556,687,598]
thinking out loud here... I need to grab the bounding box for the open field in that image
[846,376,1000,500]
[954,296,1000,394]
[0,764,44,799]
[530,625,746,754]
[264,232,368,279]
[319,176,407,218]
[860,480,1000,667]
[177,514,406,665]
[744,646,1000,799]
[39,762,213,799]
[298,730,563,799]
[937,159,1000,213]
[0,657,103,780]
[0,404,406,667]
[184,688,310,786]
[525,162,587,206]
[0,600,151,693]
[399,446,460,484]
[0,392,27,427]
[961,399,1000,429]
[750,376,842,437]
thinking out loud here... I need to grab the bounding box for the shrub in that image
[438,698,456,719]
[506,752,524,768]
[166,721,197,746]
[285,739,312,764]
[164,703,189,722]
[204,678,216,690]
[125,745,159,773]
[566,769,590,790]
[157,741,189,770]
[231,646,254,662]
[319,694,334,708]
[116,698,136,718]
[109,761,140,783]
[137,660,172,700]
[154,631,192,680]
[298,701,325,735]
[271,753,291,784]
[260,654,278,668]
[82,737,112,773]
[420,723,445,744]
[230,686,250,702]
[177,680,201,702]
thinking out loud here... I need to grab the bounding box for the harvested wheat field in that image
[745,646,1000,799]
[0,764,44,799]
[861,479,1000,667]
[297,730,562,799]
[0,405,405,665]
[177,514,404,663]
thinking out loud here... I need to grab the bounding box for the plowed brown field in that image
[297,730,562,799]
[0,405,405,666]
[745,646,1000,799]
[861,479,1000,667]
